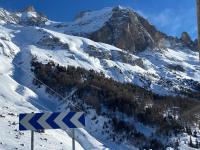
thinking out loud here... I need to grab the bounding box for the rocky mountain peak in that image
[180,32,197,51]
[19,6,48,26]
[24,6,36,12]
[65,6,168,53]
[64,6,197,52]
[88,6,166,53]
[180,31,192,44]
[111,5,130,13]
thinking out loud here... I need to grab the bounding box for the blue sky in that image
[0,0,197,39]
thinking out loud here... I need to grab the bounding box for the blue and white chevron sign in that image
[19,112,85,131]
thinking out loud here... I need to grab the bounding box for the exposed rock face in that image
[19,6,48,26]
[180,32,197,51]
[89,6,166,53]
[181,32,192,44]
[24,6,35,12]
[0,6,48,26]
[37,32,69,50]
[66,6,198,53]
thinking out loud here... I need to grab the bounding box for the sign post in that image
[19,111,85,150]
[31,131,34,150]
[72,129,75,150]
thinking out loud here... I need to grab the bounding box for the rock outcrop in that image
[89,6,166,53]
[19,6,48,26]
[23,6,36,12]
[65,6,197,52]
[180,32,197,51]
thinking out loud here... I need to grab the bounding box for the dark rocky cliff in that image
[89,6,166,52]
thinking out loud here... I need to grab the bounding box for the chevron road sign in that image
[19,111,85,131]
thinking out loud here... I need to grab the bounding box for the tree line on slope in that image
[31,59,200,149]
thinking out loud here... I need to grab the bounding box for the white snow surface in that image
[0,25,109,150]
[65,7,113,34]
[0,55,85,150]
[0,8,18,24]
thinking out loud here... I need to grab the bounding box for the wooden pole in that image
[197,0,200,60]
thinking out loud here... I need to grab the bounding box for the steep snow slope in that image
[0,56,85,149]
[139,47,200,95]
[0,8,18,24]
[29,27,200,96]
[0,25,110,150]
[65,7,113,35]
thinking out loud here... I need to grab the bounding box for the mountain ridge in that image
[0,5,197,52]
[64,6,198,52]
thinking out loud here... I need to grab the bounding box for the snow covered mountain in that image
[65,6,198,52]
[0,5,200,150]
[63,6,200,97]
